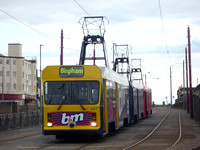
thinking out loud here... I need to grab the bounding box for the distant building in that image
[0,43,37,113]
[177,85,195,99]
[175,85,195,109]
[193,84,200,121]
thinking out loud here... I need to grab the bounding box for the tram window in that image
[106,80,116,99]
[91,83,99,103]
[44,82,71,104]
[44,81,99,105]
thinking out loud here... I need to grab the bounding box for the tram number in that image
[91,107,97,111]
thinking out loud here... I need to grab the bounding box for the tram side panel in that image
[133,87,139,122]
[129,85,135,124]
[143,88,147,118]
[138,89,144,119]
[103,76,129,132]
[106,80,117,131]
[145,88,152,116]
[118,84,129,127]
[149,89,152,115]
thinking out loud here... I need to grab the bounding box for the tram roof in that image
[132,81,151,91]
[100,67,129,86]
[132,81,144,89]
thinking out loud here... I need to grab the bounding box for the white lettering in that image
[61,113,84,125]
[71,113,84,122]
[61,113,70,125]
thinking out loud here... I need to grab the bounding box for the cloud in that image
[1,0,200,105]
[160,0,200,19]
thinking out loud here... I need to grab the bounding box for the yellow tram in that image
[42,65,129,138]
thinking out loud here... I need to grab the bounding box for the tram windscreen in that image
[44,81,99,105]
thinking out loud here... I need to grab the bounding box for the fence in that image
[193,92,200,122]
[0,111,42,131]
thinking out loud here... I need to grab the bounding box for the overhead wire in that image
[0,8,82,54]
[74,1,112,34]
[74,0,91,16]
[158,0,171,66]
[73,0,122,53]
[0,8,59,43]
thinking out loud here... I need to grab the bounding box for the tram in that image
[42,65,129,138]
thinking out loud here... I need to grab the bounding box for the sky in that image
[0,0,200,104]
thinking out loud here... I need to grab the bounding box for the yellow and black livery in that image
[42,65,129,138]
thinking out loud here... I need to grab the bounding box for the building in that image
[177,85,195,99]
[193,84,200,121]
[177,86,186,99]
[0,43,37,113]
[175,85,195,109]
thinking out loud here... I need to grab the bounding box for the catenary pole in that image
[188,26,193,118]
[60,29,63,65]
[40,44,43,109]
[170,67,172,108]
[183,60,186,109]
[185,47,189,113]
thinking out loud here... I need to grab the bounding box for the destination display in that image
[59,66,84,77]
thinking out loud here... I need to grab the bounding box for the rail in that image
[123,109,171,150]
[122,109,183,150]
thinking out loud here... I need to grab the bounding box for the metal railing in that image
[0,111,41,131]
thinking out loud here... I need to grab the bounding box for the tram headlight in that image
[47,122,53,127]
[47,113,53,127]
[91,121,97,127]
[91,113,97,127]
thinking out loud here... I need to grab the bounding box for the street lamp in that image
[170,66,172,108]
[165,96,168,105]
[1,66,4,102]
[40,44,43,108]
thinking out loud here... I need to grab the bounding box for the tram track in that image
[122,109,182,150]
[0,132,41,145]
[171,112,182,148]
[31,134,95,150]
[0,108,191,150]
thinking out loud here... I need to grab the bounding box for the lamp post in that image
[1,66,4,101]
[40,44,43,108]
[165,96,168,105]
[170,66,172,108]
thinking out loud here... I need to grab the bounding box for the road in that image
[0,107,200,150]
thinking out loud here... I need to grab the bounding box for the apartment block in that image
[0,43,37,113]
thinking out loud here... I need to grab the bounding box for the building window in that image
[0,59,2,64]
[13,60,16,65]
[6,71,10,77]
[0,71,2,77]
[29,75,32,80]
[13,83,17,90]
[29,85,32,92]
[6,83,11,91]
[25,74,28,80]
[6,60,9,65]
[13,71,17,78]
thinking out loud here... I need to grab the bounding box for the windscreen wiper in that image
[57,83,65,110]
[73,99,86,110]
[57,97,64,110]
[79,102,86,110]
